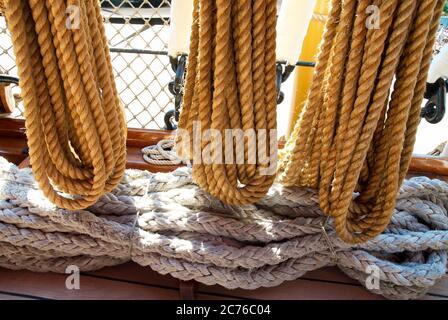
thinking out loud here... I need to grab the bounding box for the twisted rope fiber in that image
[1,157,448,300]
[279,0,445,243]
[175,0,278,205]
[2,0,127,210]
[141,140,184,166]
[1,0,447,300]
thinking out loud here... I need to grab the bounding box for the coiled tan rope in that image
[1,0,444,248]
[279,0,445,244]
[175,0,278,205]
[2,0,127,210]
[1,157,448,300]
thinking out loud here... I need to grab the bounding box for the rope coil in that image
[0,0,446,300]
[279,0,445,243]
[1,0,445,263]
[3,0,127,210]
[175,0,278,205]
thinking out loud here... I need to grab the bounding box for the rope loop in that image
[175,0,278,205]
[3,0,127,210]
[279,0,445,243]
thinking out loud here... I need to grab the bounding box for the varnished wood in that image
[179,281,196,300]
[0,118,178,169]
[409,155,448,178]
[0,137,28,165]
[84,264,447,300]
[18,157,30,169]
[0,117,27,134]
[0,268,180,300]
[126,127,175,148]
[1,263,446,300]
[0,118,28,164]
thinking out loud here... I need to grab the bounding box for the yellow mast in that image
[286,0,330,137]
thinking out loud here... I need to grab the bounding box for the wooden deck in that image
[0,263,447,300]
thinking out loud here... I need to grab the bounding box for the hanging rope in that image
[2,0,443,246]
[2,0,127,210]
[0,0,447,298]
[279,0,445,243]
[1,156,448,300]
[175,0,278,205]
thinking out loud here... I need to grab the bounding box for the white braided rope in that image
[141,139,184,166]
[0,156,447,299]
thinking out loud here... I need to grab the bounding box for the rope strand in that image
[279,0,444,243]
[3,0,126,210]
[176,0,277,205]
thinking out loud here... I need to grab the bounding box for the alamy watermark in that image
[176,121,278,176]
[366,5,381,30]
[66,5,80,30]
[65,265,80,290]
[365,265,381,290]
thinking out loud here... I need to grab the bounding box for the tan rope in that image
[279,0,445,244]
[175,0,277,205]
[2,0,444,246]
[2,0,126,210]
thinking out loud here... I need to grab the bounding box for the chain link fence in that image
[0,0,175,129]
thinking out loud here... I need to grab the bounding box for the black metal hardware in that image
[0,74,20,85]
[110,38,316,126]
[109,48,168,55]
[164,54,187,130]
[276,62,296,104]
[108,38,317,127]
[164,110,177,131]
[296,61,316,68]
[422,77,447,124]
[0,74,19,114]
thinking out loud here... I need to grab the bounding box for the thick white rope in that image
[0,156,447,300]
[141,139,185,166]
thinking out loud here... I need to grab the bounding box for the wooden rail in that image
[0,118,447,180]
